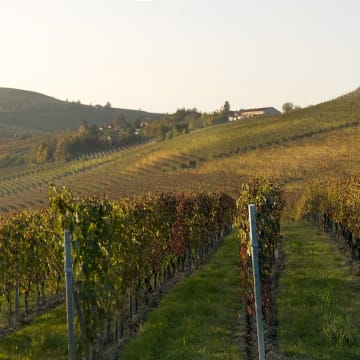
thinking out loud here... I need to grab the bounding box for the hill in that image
[0,88,163,132]
[1,86,360,213]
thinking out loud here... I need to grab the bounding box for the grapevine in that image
[0,180,283,356]
[51,187,235,353]
[234,178,285,316]
[301,177,360,260]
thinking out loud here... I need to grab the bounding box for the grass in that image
[120,232,244,360]
[0,304,68,360]
[278,221,360,359]
[0,284,65,331]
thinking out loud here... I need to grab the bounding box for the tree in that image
[282,102,294,113]
[113,113,128,129]
[88,124,99,138]
[222,100,230,114]
[78,121,89,136]
[105,101,112,109]
[133,118,142,129]
[186,113,203,130]
[155,125,169,141]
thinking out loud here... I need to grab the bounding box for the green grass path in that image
[278,221,360,360]
[120,232,244,360]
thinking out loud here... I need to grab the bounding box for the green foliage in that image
[282,102,295,113]
[299,177,360,259]
[0,232,243,360]
[143,103,229,141]
[142,108,196,140]
[234,179,285,315]
[47,187,236,353]
[222,100,230,114]
[30,123,144,163]
[0,208,63,328]
[112,113,129,130]
[0,186,236,354]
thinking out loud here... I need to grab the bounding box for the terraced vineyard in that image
[1,87,360,214]
[0,143,153,212]
[0,126,358,214]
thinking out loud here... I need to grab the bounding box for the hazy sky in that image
[1,0,360,113]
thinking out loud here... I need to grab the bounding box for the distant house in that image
[228,107,280,121]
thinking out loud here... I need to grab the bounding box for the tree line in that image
[31,118,143,164]
[142,101,230,141]
[3,101,232,167]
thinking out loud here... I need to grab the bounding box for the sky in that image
[1,0,360,113]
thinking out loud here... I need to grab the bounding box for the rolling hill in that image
[1,86,360,213]
[0,88,163,132]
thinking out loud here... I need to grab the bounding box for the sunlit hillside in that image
[1,87,360,213]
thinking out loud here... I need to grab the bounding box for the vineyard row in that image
[0,179,285,357]
[301,177,360,260]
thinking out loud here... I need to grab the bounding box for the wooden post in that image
[64,230,75,360]
[248,204,265,360]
